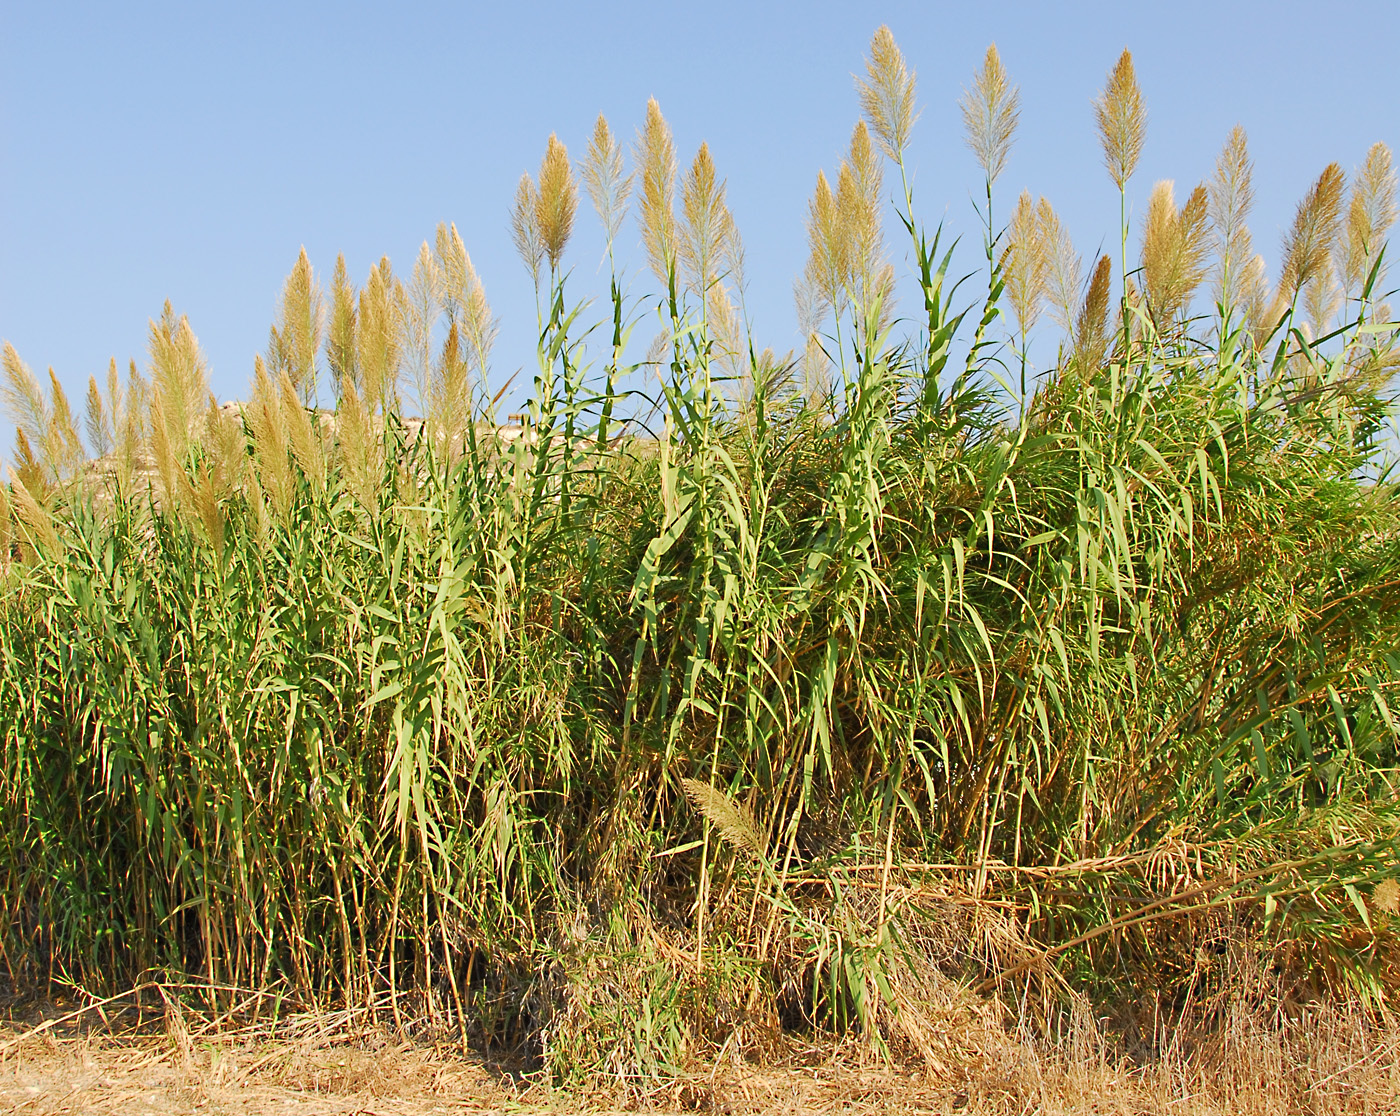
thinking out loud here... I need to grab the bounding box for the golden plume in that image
[637,98,679,286]
[1094,50,1146,190]
[148,301,210,467]
[85,375,109,459]
[804,170,849,317]
[1040,202,1080,334]
[1304,258,1342,339]
[510,172,544,283]
[960,44,1020,186]
[355,257,401,412]
[3,343,82,484]
[1142,181,1211,323]
[326,254,357,389]
[535,133,578,271]
[841,121,886,303]
[267,247,323,403]
[435,222,496,376]
[248,354,293,518]
[279,367,324,493]
[432,322,470,459]
[1075,254,1114,370]
[681,777,763,858]
[1004,191,1048,336]
[1342,143,1397,298]
[680,142,733,298]
[1279,163,1346,300]
[583,114,633,250]
[8,470,59,554]
[0,475,11,565]
[856,25,918,161]
[406,240,443,410]
[334,373,377,510]
[1208,126,1256,319]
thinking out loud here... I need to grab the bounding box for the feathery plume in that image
[45,370,84,480]
[432,322,471,458]
[1094,50,1146,190]
[2,345,83,483]
[334,374,377,510]
[3,344,56,482]
[1304,258,1342,339]
[0,477,11,564]
[8,470,59,553]
[1279,163,1346,300]
[1142,181,1211,323]
[1075,254,1114,370]
[1209,126,1257,318]
[356,258,401,411]
[535,133,578,271]
[148,301,210,462]
[268,247,323,403]
[85,375,110,459]
[960,44,1020,186]
[511,172,544,284]
[435,222,496,375]
[842,121,887,301]
[1004,191,1049,336]
[279,367,324,492]
[680,142,735,299]
[856,25,918,161]
[583,114,633,250]
[248,355,292,518]
[637,98,679,286]
[327,254,357,389]
[1342,142,1397,298]
[1040,201,1081,334]
[681,777,762,857]
[406,240,443,410]
[803,170,849,317]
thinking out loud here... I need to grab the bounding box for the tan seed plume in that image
[637,98,679,286]
[1279,163,1346,299]
[268,247,323,403]
[1209,126,1256,318]
[535,133,578,272]
[680,142,735,298]
[1075,254,1114,370]
[583,114,633,251]
[1004,191,1049,336]
[1342,142,1397,298]
[1094,50,1146,190]
[856,25,918,161]
[1041,202,1081,335]
[960,44,1020,186]
[1142,181,1211,323]
[326,254,358,389]
[804,170,849,317]
[511,173,544,283]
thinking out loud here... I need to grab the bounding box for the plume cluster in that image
[1141,180,1211,325]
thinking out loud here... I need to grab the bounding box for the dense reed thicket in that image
[3,29,1400,1081]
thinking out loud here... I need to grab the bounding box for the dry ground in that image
[2,1000,1399,1115]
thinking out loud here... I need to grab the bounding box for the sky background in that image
[2,0,1397,452]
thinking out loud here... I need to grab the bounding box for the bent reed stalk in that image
[2,28,1400,1084]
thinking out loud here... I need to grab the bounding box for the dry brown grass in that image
[2,990,1397,1115]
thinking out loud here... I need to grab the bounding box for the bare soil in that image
[3,998,1398,1115]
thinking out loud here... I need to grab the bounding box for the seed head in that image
[960,44,1020,186]
[1094,50,1146,190]
[856,25,918,161]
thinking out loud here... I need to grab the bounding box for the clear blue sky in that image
[3,0,1396,449]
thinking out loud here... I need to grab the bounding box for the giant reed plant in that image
[2,28,1399,1081]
